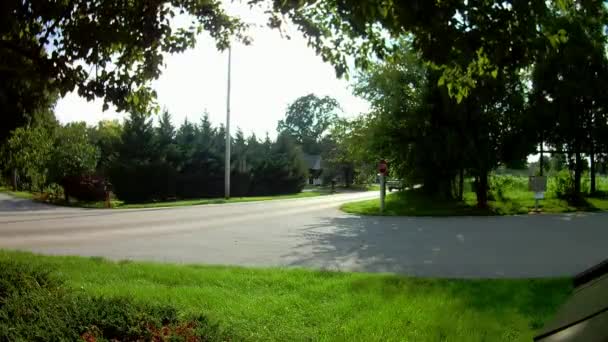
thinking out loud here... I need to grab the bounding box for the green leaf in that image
[438,75,446,86]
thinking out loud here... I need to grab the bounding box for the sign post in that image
[378,160,388,213]
[529,176,547,212]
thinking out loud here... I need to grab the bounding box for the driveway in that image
[0,192,606,278]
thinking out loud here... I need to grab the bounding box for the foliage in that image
[108,112,183,202]
[277,93,341,154]
[0,77,58,144]
[530,3,608,195]
[49,122,99,183]
[489,175,528,201]
[352,43,531,206]
[1,0,247,116]
[106,112,308,202]
[88,120,123,173]
[250,133,308,195]
[343,175,608,216]
[319,118,357,186]
[548,170,590,201]
[0,258,227,341]
[1,125,54,191]
[61,175,108,202]
[0,251,572,341]
[260,0,562,100]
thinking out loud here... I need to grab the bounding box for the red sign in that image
[378,159,388,175]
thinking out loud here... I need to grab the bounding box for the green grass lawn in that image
[104,191,326,209]
[342,177,608,216]
[0,251,570,341]
[0,187,327,209]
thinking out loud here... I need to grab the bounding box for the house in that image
[302,154,323,185]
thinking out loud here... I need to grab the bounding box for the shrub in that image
[547,170,574,199]
[0,259,228,341]
[175,171,223,199]
[489,175,528,200]
[43,183,65,201]
[110,162,177,203]
[61,175,108,202]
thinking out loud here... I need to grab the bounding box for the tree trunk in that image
[590,150,596,194]
[574,151,582,196]
[11,168,17,191]
[539,142,544,176]
[475,170,489,208]
[458,168,464,201]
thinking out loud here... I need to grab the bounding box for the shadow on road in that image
[282,214,608,278]
[0,196,60,212]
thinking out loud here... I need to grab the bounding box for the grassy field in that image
[0,251,570,341]
[342,175,608,216]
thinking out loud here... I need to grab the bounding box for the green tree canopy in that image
[88,119,123,173]
[277,94,341,154]
[259,0,571,100]
[2,125,54,191]
[49,122,99,183]
[1,0,247,118]
[530,2,608,195]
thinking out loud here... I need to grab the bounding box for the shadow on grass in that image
[344,188,495,216]
[344,187,608,217]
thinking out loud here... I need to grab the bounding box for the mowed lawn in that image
[0,186,327,209]
[342,176,608,216]
[0,251,571,341]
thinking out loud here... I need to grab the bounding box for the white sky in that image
[54,2,369,138]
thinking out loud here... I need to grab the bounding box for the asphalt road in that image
[1,192,607,278]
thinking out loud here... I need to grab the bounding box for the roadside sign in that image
[529,176,547,192]
[378,160,388,175]
[529,176,547,212]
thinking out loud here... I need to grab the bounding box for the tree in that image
[175,118,198,170]
[277,94,341,154]
[109,112,175,202]
[320,118,356,186]
[156,110,180,167]
[88,120,123,174]
[0,77,58,144]
[530,3,608,196]
[2,125,53,191]
[260,0,568,101]
[251,133,308,195]
[353,42,530,206]
[49,122,99,184]
[1,0,247,118]
[157,110,176,148]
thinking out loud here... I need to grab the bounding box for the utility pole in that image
[225,46,232,199]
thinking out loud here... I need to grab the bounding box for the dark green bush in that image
[0,260,228,341]
[488,175,529,201]
[109,162,177,203]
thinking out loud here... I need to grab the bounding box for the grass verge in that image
[0,189,327,209]
[342,187,608,216]
[0,250,571,341]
